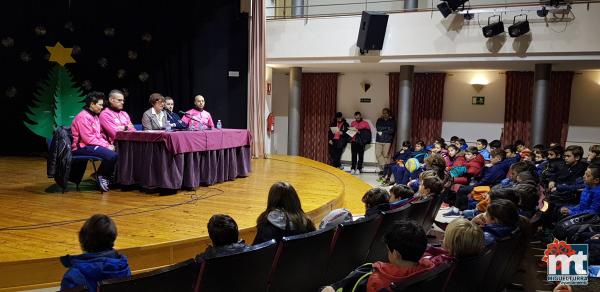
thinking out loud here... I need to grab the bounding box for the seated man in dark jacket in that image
[164,96,187,129]
[196,214,250,260]
[61,214,131,292]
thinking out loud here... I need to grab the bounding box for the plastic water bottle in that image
[216,120,222,129]
[188,121,196,131]
[165,121,172,132]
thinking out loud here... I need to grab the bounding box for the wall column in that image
[404,0,418,11]
[397,65,414,149]
[292,0,304,17]
[531,64,551,146]
[288,67,302,155]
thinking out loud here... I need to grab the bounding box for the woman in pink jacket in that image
[71,92,117,192]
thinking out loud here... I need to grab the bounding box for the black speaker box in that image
[356,11,389,53]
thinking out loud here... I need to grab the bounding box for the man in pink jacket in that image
[99,89,135,144]
[181,95,215,130]
[71,92,117,192]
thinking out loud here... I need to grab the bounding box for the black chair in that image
[98,259,200,292]
[47,136,103,193]
[480,229,524,291]
[407,197,433,226]
[389,261,454,291]
[196,240,278,292]
[366,204,412,263]
[268,227,336,292]
[422,194,443,232]
[323,215,383,284]
[444,247,495,292]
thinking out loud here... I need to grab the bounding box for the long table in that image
[115,129,252,189]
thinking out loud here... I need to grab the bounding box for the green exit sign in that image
[360,98,371,103]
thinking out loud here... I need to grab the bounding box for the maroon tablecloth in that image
[115,128,252,154]
[115,129,252,189]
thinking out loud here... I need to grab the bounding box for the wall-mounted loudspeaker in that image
[356,11,389,54]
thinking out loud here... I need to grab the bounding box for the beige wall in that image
[442,71,505,123]
[569,71,600,127]
[337,72,389,121]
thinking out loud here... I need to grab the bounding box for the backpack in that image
[553,213,600,243]
[326,263,373,292]
[355,129,372,146]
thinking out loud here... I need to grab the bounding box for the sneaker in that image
[350,169,355,174]
[378,171,384,176]
[376,177,384,183]
[96,175,110,192]
[357,169,362,174]
[442,208,462,217]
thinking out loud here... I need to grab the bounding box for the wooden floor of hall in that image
[0,155,370,291]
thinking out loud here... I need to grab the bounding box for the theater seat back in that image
[196,239,278,292]
[407,197,433,226]
[422,194,443,231]
[98,259,199,292]
[323,215,382,284]
[268,227,336,292]
[389,261,454,291]
[445,247,495,292]
[366,204,411,263]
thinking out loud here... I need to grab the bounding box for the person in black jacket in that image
[328,112,349,169]
[196,214,250,260]
[548,145,588,204]
[164,96,187,129]
[375,108,396,175]
[253,182,316,245]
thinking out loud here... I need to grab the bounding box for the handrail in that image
[267,0,600,20]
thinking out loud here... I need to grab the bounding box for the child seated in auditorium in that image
[588,144,600,163]
[514,140,531,159]
[378,141,412,185]
[446,144,466,169]
[503,144,521,166]
[548,145,588,204]
[390,141,427,185]
[558,163,600,217]
[411,140,428,163]
[253,182,316,244]
[474,149,508,187]
[452,146,485,185]
[363,188,391,218]
[539,145,564,186]
[424,218,485,263]
[457,138,468,151]
[414,171,444,201]
[481,199,520,246]
[60,214,131,292]
[196,214,249,260]
[476,139,491,161]
[389,185,416,210]
[489,139,502,152]
[533,148,547,167]
[322,221,436,292]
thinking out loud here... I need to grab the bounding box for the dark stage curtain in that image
[547,72,575,146]
[388,72,400,154]
[300,73,338,163]
[411,73,446,144]
[0,0,248,154]
[502,71,534,146]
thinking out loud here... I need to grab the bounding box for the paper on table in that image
[330,127,339,134]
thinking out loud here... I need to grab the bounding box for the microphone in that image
[179,111,207,131]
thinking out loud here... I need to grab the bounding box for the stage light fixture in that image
[437,0,469,18]
[509,14,530,37]
[482,15,504,38]
[437,2,453,18]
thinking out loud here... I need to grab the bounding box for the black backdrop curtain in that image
[0,0,248,154]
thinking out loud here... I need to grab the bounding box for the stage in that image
[0,155,370,291]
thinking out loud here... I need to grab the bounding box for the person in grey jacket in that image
[375,108,396,174]
[141,93,169,130]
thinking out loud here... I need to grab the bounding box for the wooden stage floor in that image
[0,155,370,291]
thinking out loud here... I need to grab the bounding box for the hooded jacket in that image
[453,154,485,185]
[196,241,250,260]
[375,117,396,144]
[367,257,436,291]
[252,209,315,245]
[483,224,518,247]
[60,250,130,292]
[47,126,73,190]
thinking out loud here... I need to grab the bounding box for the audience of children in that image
[362,188,391,218]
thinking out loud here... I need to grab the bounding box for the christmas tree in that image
[24,43,84,138]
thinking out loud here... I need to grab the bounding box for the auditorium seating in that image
[268,227,336,292]
[366,204,411,262]
[97,259,199,292]
[422,194,443,232]
[389,261,454,291]
[323,215,382,284]
[407,196,433,226]
[444,247,495,292]
[196,239,277,292]
[80,201,530,292]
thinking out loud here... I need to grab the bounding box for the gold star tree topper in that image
[46,42,76,66]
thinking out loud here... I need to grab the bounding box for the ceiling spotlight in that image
[437,0,469,18]
[508,14,530,37]
[482,15,504,38]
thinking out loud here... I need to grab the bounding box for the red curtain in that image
[502,71,534,146]
[410,73,446,144]
[389,73,400,119]
[300,73,338,163]
[547,71,574,146]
